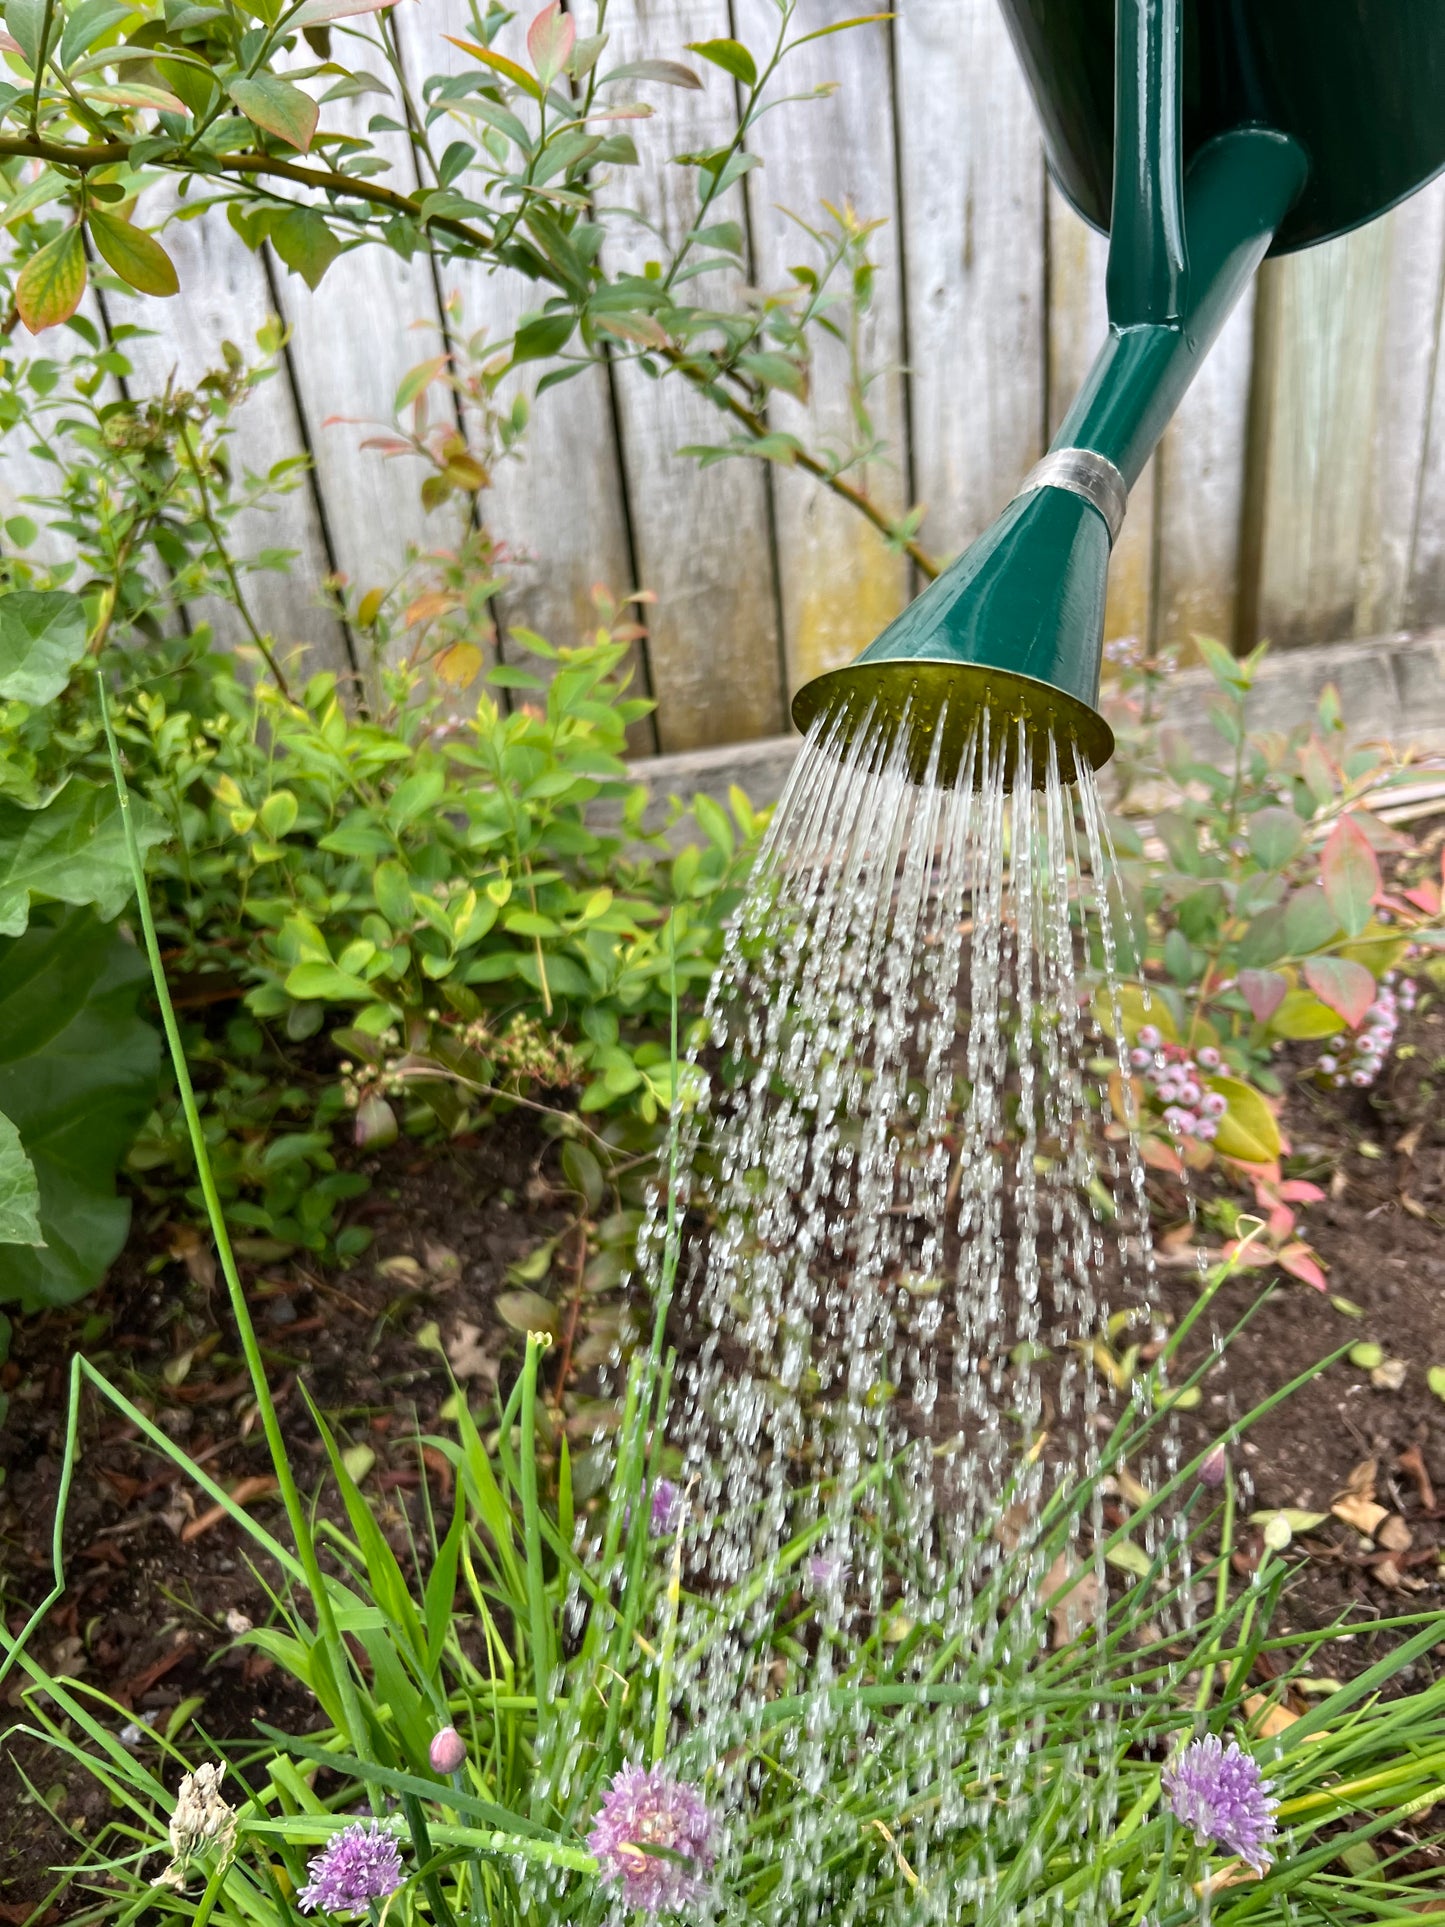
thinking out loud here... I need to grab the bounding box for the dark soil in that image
[4,993,1445,1913]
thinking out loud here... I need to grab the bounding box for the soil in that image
[3,986,1445,1914]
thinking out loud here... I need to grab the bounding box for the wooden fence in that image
[5,0,1445,759]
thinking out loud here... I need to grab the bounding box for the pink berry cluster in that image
[1129,1026,1229,1143]
[1315,973,1416,1089]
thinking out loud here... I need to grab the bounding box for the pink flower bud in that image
[1137,1024,1161,1049]
[1200,1445,1227,1488]
[1196,1046,1221,1070]
[429,1726,467,1776]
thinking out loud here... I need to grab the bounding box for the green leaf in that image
[1195,634,1250,695]
[4,0,49,69]
[786,13,893,50]
[283,960,373,1002]
[0,1110,42,1247]
[0,781,165,938]
[0,591,88,705]
[512,312,577,365]
[269,208,340,290]
[1427,1365,1445,1404]
[289,0,399,25]
[228,74,319,153]
[1207,1075,1280,1165]
[1267,987,1341,1041]
[1247,806,1304,871]
[602,57,702,88]
[1283,887,1339,957]
[59,0,130,62]
[15,225,87,335]
[86,208,179,298]
[0,909,160,1311]
[685,37,757,86]
[372,859,413,930]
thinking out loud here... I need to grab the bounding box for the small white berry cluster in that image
[1129,1025,1229,1142]
[1315,973,1416,1089]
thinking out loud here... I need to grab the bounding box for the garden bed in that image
[4,989,1445,1912]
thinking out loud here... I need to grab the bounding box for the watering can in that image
[791,0,1445,786]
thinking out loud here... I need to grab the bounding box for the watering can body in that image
[998,0,1445,254]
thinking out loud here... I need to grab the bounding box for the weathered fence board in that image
[894,0,1047,562]
[733,0,910,690]
[7,0,1445,749]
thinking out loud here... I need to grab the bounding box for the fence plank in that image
[895,0,1047,563]
[1154,288,1254,653]
[101,191,351,677]
[1407,221,1445,635]
[1242,220,1394,649]
[1357,178,1445,638]
[1046,183,1157,653]
[593,0,786,753]
[391,2,639,684]
[0,291,117,572]
[732,0,910,691]
[265,27,464,632]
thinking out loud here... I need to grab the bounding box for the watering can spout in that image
[791,115,1307,788]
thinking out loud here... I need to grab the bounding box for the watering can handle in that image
[1107,0,1188,329]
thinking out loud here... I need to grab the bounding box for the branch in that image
[664,346,941,580]
[0,134,941,577]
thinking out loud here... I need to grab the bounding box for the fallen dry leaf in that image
[167,1223,216,1291]
[376,1254,426,1288]
[1399,1444,1436,1511]
[1332,1494,1390,1537]
[1397,1124,1424,1160]
[1329,1168,1349,1200]
[446,1319,499,1385]
[180,1475,279,1544]
[1402,1195,1429,1222]
[1378,1514,1414,1553]
[422,1238,462,1284]
[1244,1692,1300,1737]
[1371,1358,1409,1391]
[1341,1457,1379,1500]
[1041,1554,1101,1646]
[1193,1862,1263,1895]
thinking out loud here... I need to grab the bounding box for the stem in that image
[96,673,379,1787]
[179,421,292,697]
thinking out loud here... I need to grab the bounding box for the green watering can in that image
[790,0,1445,786]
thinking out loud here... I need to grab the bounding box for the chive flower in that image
[1163,1734,1278,1871]
[297,1821,405,1913]
[586,1764,716,1913]
[650,1479,681,1534]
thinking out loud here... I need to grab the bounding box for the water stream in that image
[646,711,1186,1922]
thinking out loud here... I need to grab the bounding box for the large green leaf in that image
[0,1111,41,1247]
[0,908,160,1310]
[0,778,165,936]
[0,590,89,705]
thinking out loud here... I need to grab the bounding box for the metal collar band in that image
[1014,448,1129,545]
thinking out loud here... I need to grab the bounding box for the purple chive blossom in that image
[297,1822,405,1914]
[650,1479,681,1535]
[1163,1735,1278,1871]
[587,1765,716,1914]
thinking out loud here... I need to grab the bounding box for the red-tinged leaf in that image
[527,1,574,85]
[1403,882,1441,915]
[1277,1179,1326,1204]
[359,435,414,455]
[1277,1243,1328,1292]
[1302,955,1376,1029]
[289,0,398,25]
[0,26,22,54]
[15,224,86,334]
[1138,1136,1182,1176]
[86,207,178,297]
[394,354,449,414]
[1223,1238,1269,1269]
[1238,967,1287,1024]
[444,35,544,102]
[228,75,319,153]
[1321,814,1381,938]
